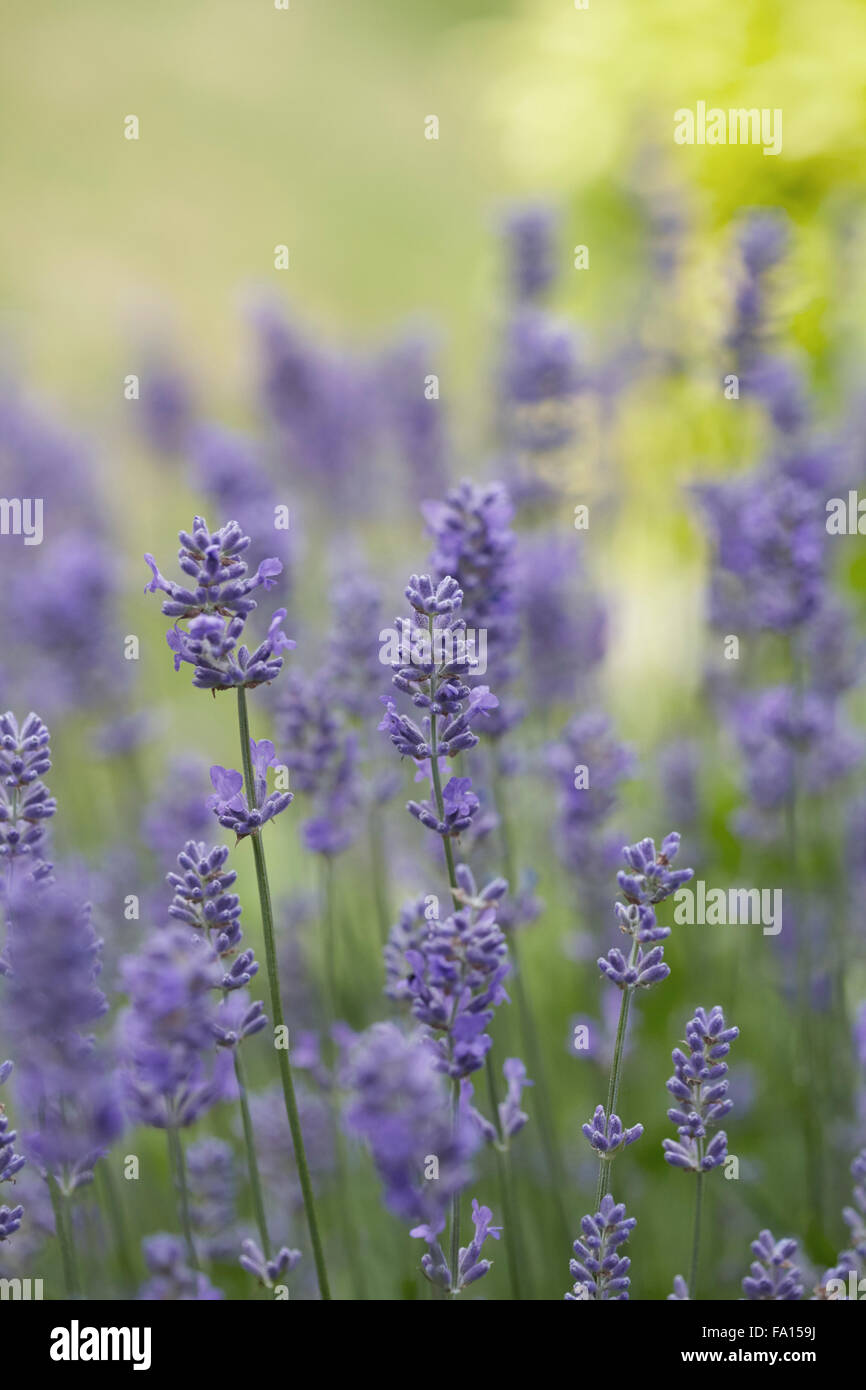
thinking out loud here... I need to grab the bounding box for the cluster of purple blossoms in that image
[395,863,511,1079]
[119,927,232,1129]
[582,1105,643,1159]
[0,1060,24,1242]
[565,1194,636,1301]
[818,1148,866,1295]
[598,833,692,991]
[185,1138,238,1262]
[239,1238,302,1290]
[139,1233,223,1301]
[379,334,449,505]
[208,739,292,839]
[167,840,265,1037]
[0,711,57,884]
[3,875,123,1191]
[412,1197,502,1294]
[663,1006,738,1173]
[144,517,293,690]
[379,574,497,838]
[742,1230,805,1300]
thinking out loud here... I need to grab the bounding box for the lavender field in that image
[1,1,865,1313]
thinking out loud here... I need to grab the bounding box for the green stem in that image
[484,1052,525,1300]
[233,1046,271,1259]
[236,686,332,1300]
[594,973,635,1211]
[449,1078,461,1291]
[689,1171,704,1298]
[167,1124,198,1270]
[48,1175,80,1299]
[97,1162,136,1294]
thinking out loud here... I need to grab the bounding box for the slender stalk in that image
[368,805,392,945]
[449,1078,461,1290]
[236,686,332,1300]
[97,1162,137,1294]
[233,1045,271,1259]
[485,1052,525,1300]
[594,960,636,1210]
[166,1124,198,1270]
[689,1170,704,1298]
[48,1174,80,1299]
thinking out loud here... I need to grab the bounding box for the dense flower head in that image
[742,1229,804,1300]
[399,864,510,1078]
[0,1061,25,1186]
[145,517,293,689]
[208,740,293,838]
[663,1005,738,1173]
[566,1194,635,1301]
[4,876,107,1041]
[0,1203,23,1241]
[731,685,863,817]
[0,711,57,874]
[342,1022,478,1230]
[582,1105,643,1157]
[168,841,243,950]
[617,832,694,905]
[501,311,581,452]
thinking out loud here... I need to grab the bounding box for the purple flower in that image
[617,832,694,906]
[501,311,581,453]
[0,1204,24,1241]
[499,1058,533,1139]
[0,711,57,881]
[582,1105,643,1157]
[565,1194,635,1301]
[413,1197,502,1294]
[186,1138,238,1262]
[663,1006,738,1173]
[168,841,243,950]
[145,517,293,690]
[239,1238,302,1289]
[407,775,481,839]
[742,1230,804,1300]
[0,1061,25,1186]
[207,741,292,838]
[400,864,511,1079]
[668,1274,690,1300]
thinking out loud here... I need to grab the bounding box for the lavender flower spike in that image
[742,1230,805,1300]
[208,740,292,838]
[582,1105,643,1158]
[663,1006,738,1173]
[0,711,57,877]
[0,1061,25,1187]
[598,832,693,992]
[413,1197,502,1294]
[668,1275,690,1300]
[565,1194,635,1301]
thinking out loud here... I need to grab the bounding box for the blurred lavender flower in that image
[0,1204,24,1241]
[139,1233,224,1300]
[742,1229,805,1300]
[190,426,290,571]
[142,757,213,862]
[663,1006,738,1173]
[119,927,231,1129]
[379,334,449,503]
[139,361,194,457]
[501,311,581,453]
[186,1138,238,1262]
[565,1194,635,1301]
[4,875,123,1190]
[503,205,557,302]
[667,1274,690,1300]
[342,1022,477,1228]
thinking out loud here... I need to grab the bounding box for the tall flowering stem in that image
[236,686,331,1300]
[594,833,693,1209]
